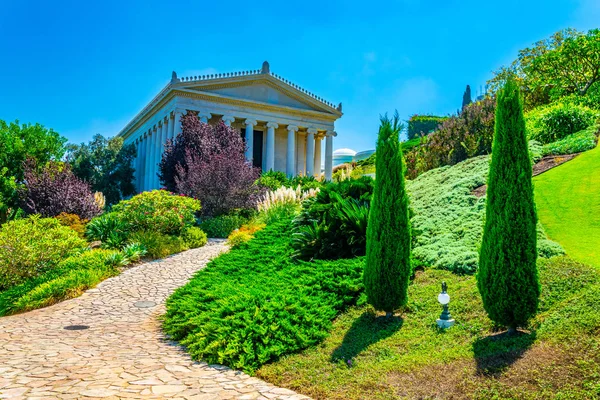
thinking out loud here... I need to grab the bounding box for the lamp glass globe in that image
[438,293,450,305]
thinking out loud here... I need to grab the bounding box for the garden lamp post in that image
[436,281,455,329]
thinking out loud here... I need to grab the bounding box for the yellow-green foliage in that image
[0,249,122,315]
[227,221,266,247]
[128,231,189,259]
[0,216,87,290]
[182,226,208,248]
[541,124,599,156]
[227,230,253,247]
[54,212,88,237]
[111,190,201,235]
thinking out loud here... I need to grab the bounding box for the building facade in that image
[118,62,343,192]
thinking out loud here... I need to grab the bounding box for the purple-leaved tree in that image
[161,113,261,216]
[21,159,103,219]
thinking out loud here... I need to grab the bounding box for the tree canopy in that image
[488,28,600,109]
[66,134,136,205]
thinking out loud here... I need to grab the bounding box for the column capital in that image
[244,118,258,127]
[158,120,163,127]
[198,111,212,120]
[325,130,337,137]
[266,121,279,129]
[222,115,236,124]
[164,116,169,124]
[286,125,299,132]
[307,127,318,135]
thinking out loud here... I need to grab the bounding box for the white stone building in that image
[118,62,343,192]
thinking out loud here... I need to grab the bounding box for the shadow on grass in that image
[331,311,403,363]
[473,330,537,377]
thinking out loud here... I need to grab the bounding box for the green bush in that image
[256,170,289,191]
[407,115,447,139]
[526,102,599,144]
[163,218,364,374]
[291,177,373,260]
[364,114,411,314]
[128,231,189,259]
[0,249,122,315]
[182,226,208,248]
[85,212,130,249]
[0,216,87,290]
[408,155,563,274]
[199,214,247,238]
[478,79,540,331]
[541,124,598,156]
[111,190,200,235]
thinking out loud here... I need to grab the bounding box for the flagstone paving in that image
[0,240,309,400]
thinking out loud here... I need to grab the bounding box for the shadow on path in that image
[331,311,403,363]
[473,330,537,377]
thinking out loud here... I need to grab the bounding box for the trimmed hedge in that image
[164,218,364,373]
[407,115,447,139]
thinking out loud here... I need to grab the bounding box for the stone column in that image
[306,128,317,177]
[244,119,257,163]
[173,110,182,138]
[168,111,176,140]
[156,120,166,188]
[135,138,142,192]
[199,112,212,124]
[144,130,152,191]
[286,125,298,177]
[325,131,335,181]
[265,122,278,172]
[222,115,235,127]
[150,126,158,190]
[314,135,322,177]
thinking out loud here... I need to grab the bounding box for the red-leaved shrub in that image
[161,113,261,216]
[21,159,102,219]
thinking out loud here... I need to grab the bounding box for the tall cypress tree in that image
[477,79,540,333]
[462,84,472,110]
[363,113,411,317]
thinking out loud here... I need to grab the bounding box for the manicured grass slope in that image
[534,143,600,268]
[257,256,600,399]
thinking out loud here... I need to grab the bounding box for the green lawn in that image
[257,256,600,399]
[534,144,600,268]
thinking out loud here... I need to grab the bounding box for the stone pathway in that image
[0,240,309,400]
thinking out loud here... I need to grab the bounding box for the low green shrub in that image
[526,102,599,144]
[198,214,247,238]
[182,226,208,248]
[256,170,289,191]
[111,190,201,235]
[121,242,147,262]
[407,115,448,139]
[128,231,189,259]
[227,230,253,247]
[0,249,122,315]
[408,156,563,274]
[0,216,88,290]
[86,212,130,249]
[164,219,364,374]
[257,171,322,191]
[541,124,599,156]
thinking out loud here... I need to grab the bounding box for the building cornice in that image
[118,62,342,140]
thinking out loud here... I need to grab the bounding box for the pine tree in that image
[477,78,540,333]
[363,113,411,317]
[462,84,472,110]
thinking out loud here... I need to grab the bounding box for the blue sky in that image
[1,0,598,152]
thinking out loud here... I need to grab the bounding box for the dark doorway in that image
[253,130,263,170]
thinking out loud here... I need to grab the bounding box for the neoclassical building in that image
[118,61,343,192]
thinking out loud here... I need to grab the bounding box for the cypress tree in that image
[462,84,472,110]
[363,113,411,317]
[477,78,540,333]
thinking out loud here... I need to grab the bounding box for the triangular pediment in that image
[177,75,340,116]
